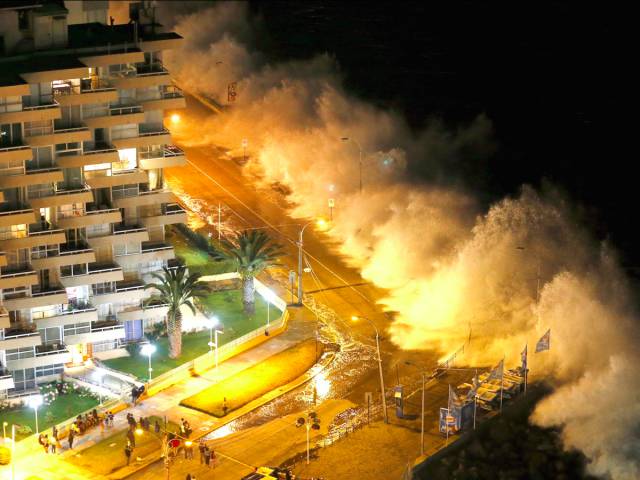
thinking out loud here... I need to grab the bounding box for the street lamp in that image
[140,343,156,382]
[207,316,224,369]
[241,138,248,163]
[297,219,327,306]
[351,316,388,423]
[340,137,363,194]
[93,370,104,406]
[405,361,427,456]
[3,421,7,440]
[28,394,43,435]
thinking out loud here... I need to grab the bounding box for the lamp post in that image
[2,421,7,440]
[93,371,104,406]
[28,394,43,435]
[340,137,363,194]
[141,343,156,382]
[11,424,15,480]
[241,138,248,163]
[263,288,278,326]
[297,219,327,306]
[208,316,224,369]
[405,361,427,456]
[352,316,388,423]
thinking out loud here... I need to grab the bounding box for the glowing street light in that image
[140,343,156,382]
[28,394,43,434]
[340,136,363,194]
[170,113,180,124]
[351,316,388,423]
[314,372,331,402]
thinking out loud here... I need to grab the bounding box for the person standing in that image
[210,447,217,469]
[127,427,136,448]
[203,445,211,468]
[198,440,206,464]
[68,429,75,450]
[124,442,133,466]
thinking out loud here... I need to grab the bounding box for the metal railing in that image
[35,343,67,357]
[110,104,143,116]
[141,242,173,253]
[0,207,33,217]
[114,225,147,235]
[0,144,30,153]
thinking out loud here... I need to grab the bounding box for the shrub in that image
[125,343,139,358]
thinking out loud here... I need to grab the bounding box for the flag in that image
[535,329,551,352]
[466,373,480,401]
[521,344,528,372]
[487,358,504,382]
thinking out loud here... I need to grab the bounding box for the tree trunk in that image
[242,276,255,315]
[167,308,183,359]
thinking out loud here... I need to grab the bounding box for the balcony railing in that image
[0,264,36,279]
[135,62,169,76]
[0,144,30,153]
[115,279,145,293]
[110,104,143,116]
[35,343,67,357]
[22,97,59,111]
[1,327,37,340]
[53,80,115,96]
[114,224,146,235]
[165,203,186,215]
[141,241,173,253]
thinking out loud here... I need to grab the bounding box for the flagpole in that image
[473,394,477,430]
[499,356,504,413]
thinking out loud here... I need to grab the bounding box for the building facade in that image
[0,0,187,396]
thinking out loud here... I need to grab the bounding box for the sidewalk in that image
[0,305,316,480]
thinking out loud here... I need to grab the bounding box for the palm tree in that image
[145,266,207,359]
[212,230,284,314]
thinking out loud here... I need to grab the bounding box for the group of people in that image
[179,418,193,438]
[39,409,117,453]
[37,427,61,454]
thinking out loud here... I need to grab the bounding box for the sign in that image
[364,391,373,404]
[241,138,248,148]
[328,198,335,208]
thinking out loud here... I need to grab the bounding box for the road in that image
[125,94,471,478]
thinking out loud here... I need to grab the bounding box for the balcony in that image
[84,104,145,129]
[0,144,33,164]
[0,221,66,250]
[0,305,8,329]
[0,366,14,390]
[91,279,147,305]
[60,262,124,288]
[0,264,38,289]
[36,304,98,329]
[2,286,69,311]
[31,243,96,270]
[140,85,186,111]
[0,99,61,124]
[141,203,188,227]
[7,342,71,370]
[0,167,64,189]
[0,253,6,268]
[56,143,119,168]
[112,127,172,150]
[85,168,148,189]
[25,126,92,148]
[52,81,119,107]
[64,320,126,345]
[114,241,175,267]
[87,224,149,248]
[29,184,94,209]
[110,62,172,89]
[0,205,38,228]
[139,145,187,170]
[57,205,122,230]
[113,188,176,208]
[118,301,169,322]
[0,327,41,350]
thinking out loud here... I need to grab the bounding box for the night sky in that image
[252,1,630,265]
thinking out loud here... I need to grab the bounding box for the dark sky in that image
[252,1,632,265]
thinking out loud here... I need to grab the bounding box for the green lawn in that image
[167,226,235,276]
[180,338,323,417]
[65,416,178,475]
[0,388,98,441]
[103,290,273,380]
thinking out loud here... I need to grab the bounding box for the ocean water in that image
[250,1,631,265]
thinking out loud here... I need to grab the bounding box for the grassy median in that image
[180,338,323,417]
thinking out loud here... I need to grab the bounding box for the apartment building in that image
[0,0,188,396]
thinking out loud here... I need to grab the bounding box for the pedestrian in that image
[68,429,75,449]
[154,419,161,434]
[127,427,136,448]
[184,440,194,460]
[124,442,133,466]
[52,425,61,451]
[49,433,56,454]
[99,416,105,435]
[42,434,49,454]
[203,445,210,467]
[222,397,228,416]
[198,440,206,464]
[179,418,186,436]
[210,447,217,468]
[109,411,115,427]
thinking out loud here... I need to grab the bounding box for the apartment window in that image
[140,260,164,277]
[111,123,138,140]
[138,145,163,161]
[27,182,55,200]
[10,368,36,392]
[31,305,59,320]
[58,202,85,218]
[82,103,109,119]
[0,122,22,146]
[38,326,61,345]
[5,347,35,362]
[55,106,81,130]
[35,364,64,378]
[31,244,59,259]
[92,281,115,295]
[64,322,90,336]
[24,120,53,137]
[86,223,110,238]
[114,242,141,256]
[26,146,53,170]
[112,183,138,200]
[60,263,88,277]
[0,224,26,241]
[0,158,24,177]
[55,141,81,156]
[18,10,30,30]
